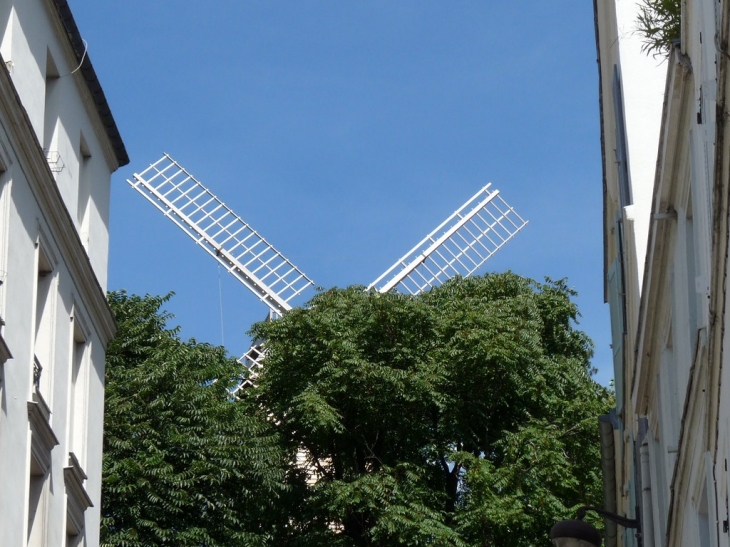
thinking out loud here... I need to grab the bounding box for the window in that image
[27,387,59,546]
[68,311,88,466]
[77,134,91,247]
[43,50,60,154]
[33,241,55,399]
[42,49,66,177]
[27,467,48,547]
[27,238,59,547]
[64,453,91,546]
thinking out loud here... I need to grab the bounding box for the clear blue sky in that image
[71,1,613,385]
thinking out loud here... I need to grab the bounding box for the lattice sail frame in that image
[239,184,527,390]
[232,341,266,393]
[128,154,314,315]
[368,184,527,296]
[128,156,526,389]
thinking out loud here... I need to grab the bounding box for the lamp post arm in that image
[577,505,640,529]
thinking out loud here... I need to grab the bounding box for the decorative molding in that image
[71,300,91,340]
[0,330,11,364]
[27,392,59,475]
[64,452,92,536]
[36,222,60,269]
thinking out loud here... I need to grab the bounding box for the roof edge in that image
[51,0,129,167]
[593,0,609,304]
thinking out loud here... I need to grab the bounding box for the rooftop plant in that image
[637,0,681,56]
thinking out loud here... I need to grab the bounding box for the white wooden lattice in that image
[235,183,527,392]
[127,154,314,314]
[231,342,266,393]
[368,184,527,295]
[129,156,526,392]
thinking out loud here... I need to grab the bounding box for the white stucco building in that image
[594,1,730,546]
[0,1,127,545]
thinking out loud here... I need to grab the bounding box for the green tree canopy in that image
[249,273,613,546]
[101,291,289,547]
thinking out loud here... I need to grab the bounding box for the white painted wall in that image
[613,0,667,290]
[0,1,123,545]
[596,1,727,546]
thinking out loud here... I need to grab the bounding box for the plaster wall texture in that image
[0,1,125,545]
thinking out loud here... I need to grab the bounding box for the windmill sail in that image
[127,154,314,314]
[128,155,525,390]
[368,184,527,295]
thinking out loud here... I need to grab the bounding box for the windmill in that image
[127,154,314,316]
[127,154,527,388]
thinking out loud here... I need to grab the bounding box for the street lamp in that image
[549,506,641,547]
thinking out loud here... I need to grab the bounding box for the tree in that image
[101,291,289,547]
[248,273,613,546]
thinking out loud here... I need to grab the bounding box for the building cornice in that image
[0,54,117,345]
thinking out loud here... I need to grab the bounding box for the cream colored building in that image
[0,1,127,546]
[595,0,729,546]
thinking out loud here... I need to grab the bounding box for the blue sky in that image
[70,1,613,385]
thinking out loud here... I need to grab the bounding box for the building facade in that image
[0,1,127,545]
[595,0,729,546]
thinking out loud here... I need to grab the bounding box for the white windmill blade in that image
[127,154,314,315]
[368,184,527,295]
[232,342,266,393]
